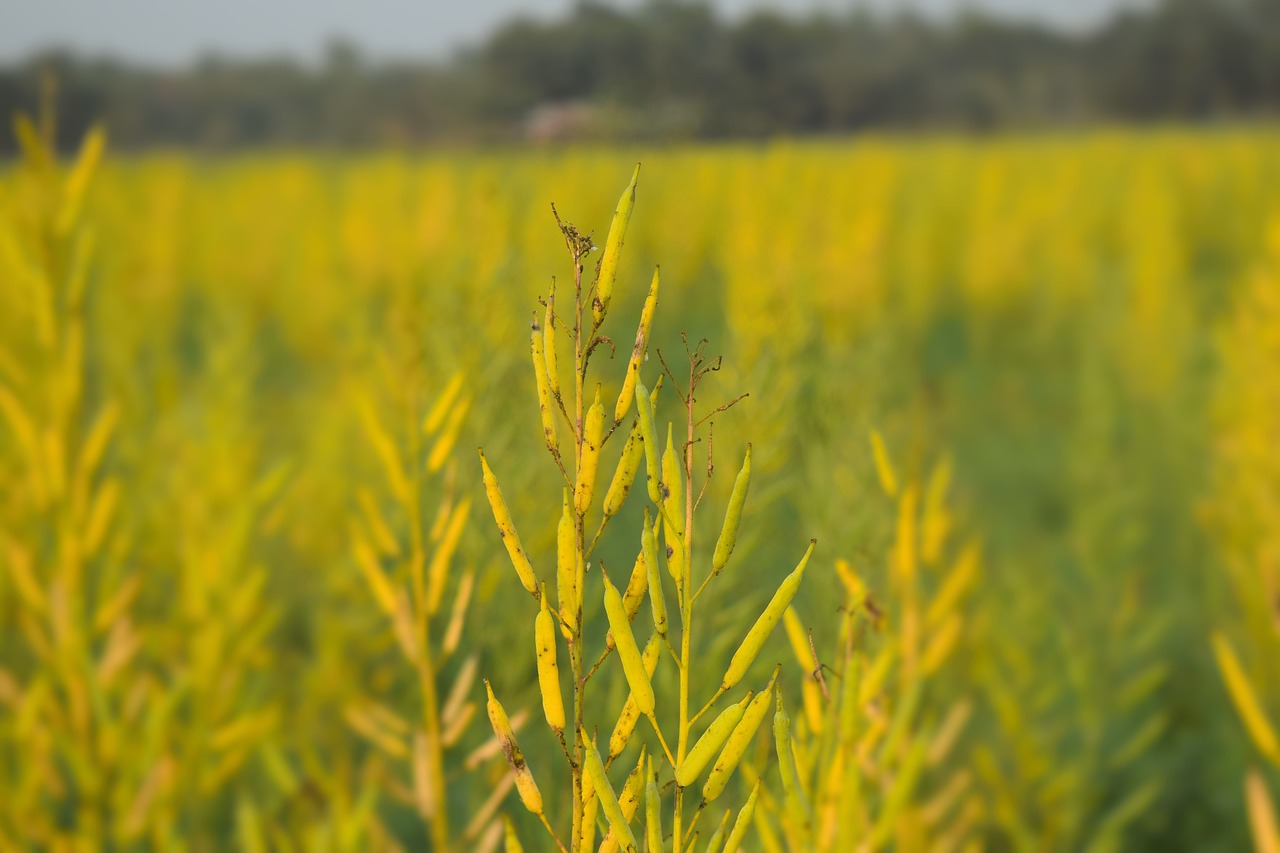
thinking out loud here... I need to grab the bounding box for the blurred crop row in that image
[2,115,1279,850]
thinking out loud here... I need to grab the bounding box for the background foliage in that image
[2,122,1280,848]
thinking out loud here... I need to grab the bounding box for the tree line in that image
[2,0,1277,151]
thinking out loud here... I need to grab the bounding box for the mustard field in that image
[3,118,1280,851]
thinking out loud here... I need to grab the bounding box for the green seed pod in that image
[615,267,659,423]
[703,809,731,853]
[642,509,667,637]
[583,728,639,852]
[676,692,751,788]
[599,750,647,853]
[645,755,662,853]
[635,380,662,506]
[719,540,815,693]
[773,694,811,834]
[721,782,761,853]
[604,572,655,716]
[712,444,751,576]
[661,423,684,536]
[593,164,639,327]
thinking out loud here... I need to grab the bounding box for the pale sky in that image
[2,0,1151,67]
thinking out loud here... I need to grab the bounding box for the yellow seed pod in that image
[575,387,605,516]
[621,550,649,621]
[593,164,639,327]
[531,315,558,455]
[1213,633,1280,762]
[615,266,659,423]
[921,614,962,676]
[664,518,686,599]
[604,572,655,717]
[801,679,825,736]
[484,680,543,816]
[870,430,898,497]
[478,450,539,598]
[702,674,775,804]
[676,692,751,788]
[503,815,524,853]
[641,509,667,637]
[582,727,639,852]
[557,488,578,635]
[426,496,470,615]
[645,754,662,853]
[535,589,565,733]
[926,543,980,628]
[782,607,812,672]
[609,634,662,761]
[712,444,751,576]
[635,380,662,505]
[602,418,645,522]
[720,540,815,692]
[544,281,561,398]
[661,423,684,535]
[599,750,647,853]
[580,788,600,853]
[722,781,761,853]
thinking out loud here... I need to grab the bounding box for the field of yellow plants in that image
[3,112,1280,851]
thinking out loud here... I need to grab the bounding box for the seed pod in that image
[644,755,662,853]
[600,750,647,853]
[478,451,538,598]
[676,692,752,788]
[641,509,667,637]
[635,380,662,505]
[622,550,649,621]
[583,728,639,852]
[773,694,811,833]
[663,517,686,599]
[609,634,662,761]
[581,789,600,853]
[534,588,565,733]
[722,782,761,853]
[576,387,605,516]
[557,489,578,635]
[661,423,684,535]
[593,164,639,327]
[602,419,645,522]
[720,540,815,692]
[870,430,898,497]
[531,315,558,454]
[544,281,561,398]
[712,444,751,576]
[604,572,655,716]
[702,673,776,804]
[615,267,659,423]
[704,809,731,853]
[484,680,543,815]
[503,815,524,853]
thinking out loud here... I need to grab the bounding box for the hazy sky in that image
[3,0,1147,67]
